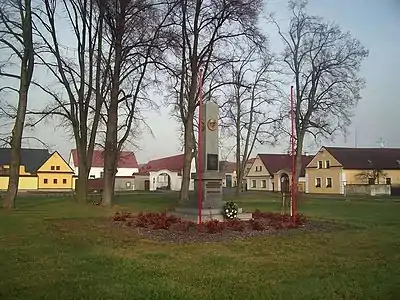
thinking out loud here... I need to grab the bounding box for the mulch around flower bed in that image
[110,211,351,244]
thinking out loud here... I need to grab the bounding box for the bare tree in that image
[356,162,387,185]
[30,0,106,202]
[276,0,368,194]
[0,0,34,208]
[162,0,265,203]
[220,46,283,196]
[100,0,176,205]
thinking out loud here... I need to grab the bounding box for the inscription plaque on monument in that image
[207,154,219,171]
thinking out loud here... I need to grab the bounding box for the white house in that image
[245,154,313,192]
[139,154,195,191]
[69,149,139,179]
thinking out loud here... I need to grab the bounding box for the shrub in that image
[204,220,226,234]
[113,211,132,222]
[252,210,308,229]
[134,212,184,230]
[249,219,266,231]
[170,220,196,232]
[226,219,246,231]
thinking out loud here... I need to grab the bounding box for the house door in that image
[280,173,290,193]
[226,175,232,188]
[144,180,150,191]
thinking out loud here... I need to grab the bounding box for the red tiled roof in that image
[219,161,236,173]
[258,154,313,176]
[324,147,400,170]
[70,149,139,168]
[140,154,185,172]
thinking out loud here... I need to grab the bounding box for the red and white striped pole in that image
[198,69,204,231]
[290,85,296,224]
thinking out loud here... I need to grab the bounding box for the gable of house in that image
[306,147,342,169]
[0,148,50,174]
[246,155,270,177]
[37,151,74,173]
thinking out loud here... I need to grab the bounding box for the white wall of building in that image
[148,158,196,191]
[68,153,138,179]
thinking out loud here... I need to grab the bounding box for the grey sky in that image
[11,0,400,163]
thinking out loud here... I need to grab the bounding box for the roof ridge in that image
[148,153,183,161]
[325,146,400,150]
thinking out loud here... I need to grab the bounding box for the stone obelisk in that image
[174,101,251,222]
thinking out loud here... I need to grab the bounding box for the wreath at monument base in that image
[223,201,239,220]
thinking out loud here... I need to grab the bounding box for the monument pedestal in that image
[173,172,252,223]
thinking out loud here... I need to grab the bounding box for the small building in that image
[36,151,75,190]
[0,148,74,190]
[69,149,139,191]
[138,154,195,191]
[69,149,139,179]
[245,153,313,192]
[219,161,237,188]
[219,159,256,188]
[306,147,400,194]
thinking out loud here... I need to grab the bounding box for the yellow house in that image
[0,148,74,191]
[36,151,75,190]
[306,147,400,194]
[245,154,313,192]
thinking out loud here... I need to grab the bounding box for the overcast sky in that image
[7,0,400,164]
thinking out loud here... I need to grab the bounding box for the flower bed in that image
[110,210,340,243]
[112,210,307,234]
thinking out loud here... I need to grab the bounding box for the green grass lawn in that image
[1,193,400,299]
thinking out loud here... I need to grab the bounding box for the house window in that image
[262,180,266,188]
[386,178,391,185]
[44,178,48,184]
[255,166,258,171]
[51,166,55,170]
[53,178,58,184]
[318,161,323,169]
[325,160,330,169]
[56,166,60,170]
[63,179,67,184]
[252,180,256,188]
[326,178,332,188]
[368,178,375,185]
[90,175,95,179]
[259,166,262,172]
[315,177,321,188]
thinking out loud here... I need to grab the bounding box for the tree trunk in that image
[235,170,245,197]
[102,99,118,206]
[235,145,241,197]
[102,6,123,206]
[3,0,33,209]
[179,115,194,203]
[3,89,28,208]
[75,174,88,202]
[294,132,305,206]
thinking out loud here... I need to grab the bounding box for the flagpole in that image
[198,69,204,231]
[290,85,296,224]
